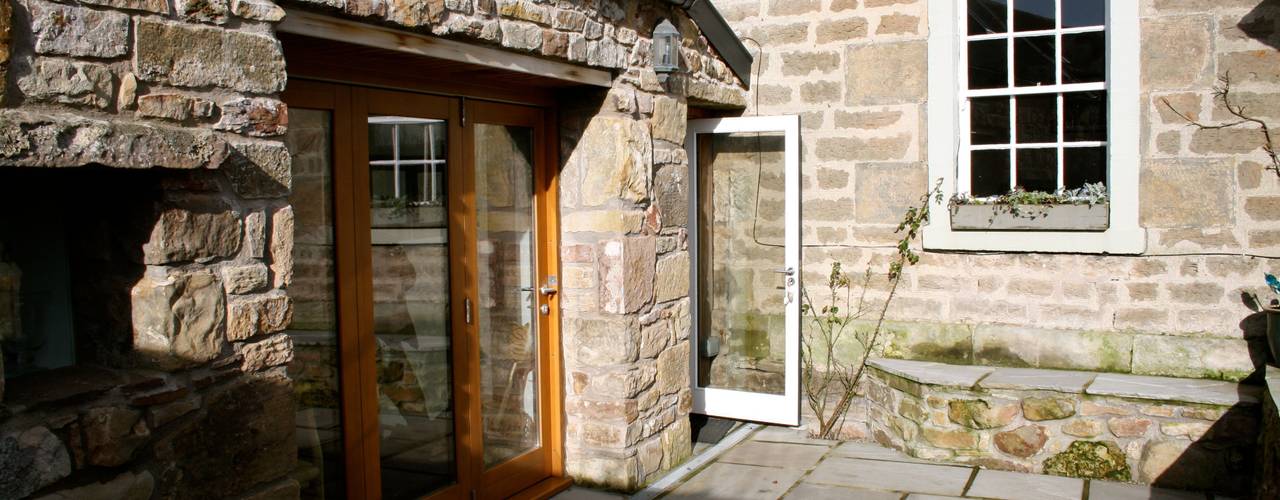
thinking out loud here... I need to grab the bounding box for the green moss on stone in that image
[1043,440,1131,482]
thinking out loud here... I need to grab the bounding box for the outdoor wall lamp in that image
[653,18,681,80]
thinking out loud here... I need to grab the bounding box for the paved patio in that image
[554,426,1221,500]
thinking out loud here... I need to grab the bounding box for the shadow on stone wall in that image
[1241,0,1280,50]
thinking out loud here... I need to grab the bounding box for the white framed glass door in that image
[687,116,801,426]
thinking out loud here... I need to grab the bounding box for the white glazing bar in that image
[392,124,401,198]
[1006,0,1016,192]
[970,141,1107,151]
[1055,0,1065,190]
[964,82,1107,98]
[422,124,430,203]
[966,25,1104,41]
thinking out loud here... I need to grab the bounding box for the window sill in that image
[950,203,1109,232]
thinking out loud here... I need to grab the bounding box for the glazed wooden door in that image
[283,80,563,500]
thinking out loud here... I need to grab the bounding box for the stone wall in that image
[710,0,1280,385]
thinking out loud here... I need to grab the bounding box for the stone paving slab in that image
[1087,373,1260,406]
[804,457,973,497]
[978,367,1098,393]
[750,426,840,446]
[717,441,830,470]
[868,359,994,388]
[966,469,1083,500]
[665,462,806,499]
[830,441,933,464]
[1088,480,1209,500]
[905,496,965,500]
[782,483,902,500]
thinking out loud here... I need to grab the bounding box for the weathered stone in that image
[80,0,168,13]
[1022,397,1075,421]
[1160,421,1211,440]
[144,203,242,264]
[223,141,292,199]
[921,427,979,450]
[846,41,926,105]
[0,427,71,499]
[877,13,919,35]
[1131,335,1254,381]
[855,163,926,223]
[270,206,294,288]
[175,0,229,23]
[655,340,689,396]
[34,470,155,500]
[598,236,655,314]
[217,97,288,137]
[566,316,638,366]
[83,407,149,466]
[653,252,689,304]
[118,72,138,110]
[651,95,686,144]
[226,293,293,341]
[137,93,216,121]
[816,17,868,43]
[18,58,114,109]
[1138,440,1192,485]
[134,19,286,93]
[147,395,201,428]
[576,116,651,206]
[1218,50,1280,86]
[1107,417,1153,438]
[238,334,293,371]
[221,263,269,294]
[0,110,231,169]
[654,164,687,228]
[231,0,284,20]
[1062,419,1104,438]
[27,0,129,57]
[994,425,1047,459]
[1043,441,1130,481]
[131,270,227,369]
[1139,161,1233,228]
[948,399,1018,430]
[1143,16,1213,89]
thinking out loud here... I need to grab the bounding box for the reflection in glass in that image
[1063,0,1106,28]
[1063,32,1107,84]
[1065,147,1108,189]
[284,108,346,500]
[1016,94,1057,144]
[971,97,1011,145]
[968,0,1007,35]
[1013,0,1055,32]
[696,132,787,395]
[1014,36,1056,87]
[971,150,1012,197]
[473,123,541,469]
[1017,148,1058,192]
[1064,91,1107,142]
[969,39,1009,90]
[369,116,456,500]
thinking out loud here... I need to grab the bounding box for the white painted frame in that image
[686,115,801,426]
[926,0,1146,254]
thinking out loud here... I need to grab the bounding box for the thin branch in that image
[1161,73,1280,179]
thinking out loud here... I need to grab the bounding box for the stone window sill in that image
[950,203,1110,232]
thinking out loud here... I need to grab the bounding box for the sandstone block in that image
[847,41,926,105]
[654,165,687,228]
[1142,16,1212,89]
[816,17,868,43]
[1190,127,1267,155]
[226,293,293,341]
[80,0,167,13]
[1131,335,1255,381]
[1218,50,1280,85]
[565,316,638,366]
[17,58,113,109]
[1062,419,1104,438]
[0,427,71,499]
[34,470,155,500]
[653,252,689,304]
[1107,417,1153,438]
[237,334,293,371]
[651,95,686,144]
[221,263,270,294]
[137,93,216,121]
[144,204,242,264]
[1160,421,1211,440]
[231,0,285,21]
[655,340,689,396]
[1246,196,1280,221]
[132,270,228,369]
[576,116,651,206]
[83,407,149,467]
[1045,441,1130,481]
[598,236,655,314]
[27,0,129,57]
[216,97,288,137]
[1022,397,1075,421]
[134,19,286,93]
[921,427,979,450]
[800,81,841,103]
[780,50,840,76]
[270,206,294,288]
[855,163,926,224]
[175,0,229,24]
[948,398,1018,429]
[224,141,293,199]
[767,0,818,16]
[1139,161,1233,228]
[994,425,1047,458]
[0,110,231,169]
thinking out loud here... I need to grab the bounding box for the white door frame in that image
[686,115,801,426]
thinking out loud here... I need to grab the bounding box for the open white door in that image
[687,116,801,426]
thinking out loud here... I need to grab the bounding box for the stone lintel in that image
[0,109,230,170]
[1087,373,1261,407]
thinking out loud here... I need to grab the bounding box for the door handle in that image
[773,268,795,276]
[521,286,558,296]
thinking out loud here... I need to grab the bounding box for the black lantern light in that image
[652,19,681,77]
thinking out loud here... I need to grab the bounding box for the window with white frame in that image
[369,117,448,207]
[962,0,1107,197]
[925,0,1143,254]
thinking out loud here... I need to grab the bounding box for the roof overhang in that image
[669,0,754,86]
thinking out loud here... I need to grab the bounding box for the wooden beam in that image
[278,9,614,88]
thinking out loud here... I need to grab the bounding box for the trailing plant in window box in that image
[948,183,1109,231]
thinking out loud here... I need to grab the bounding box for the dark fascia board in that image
[669,0,754,86]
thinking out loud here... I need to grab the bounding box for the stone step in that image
[868,358,1261,407]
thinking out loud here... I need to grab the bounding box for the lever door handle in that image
[540,286,558,296]
[773,268,795,276]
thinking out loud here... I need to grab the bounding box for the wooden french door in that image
[283,80,565,500]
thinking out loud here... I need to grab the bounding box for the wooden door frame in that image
[283,78,567,500]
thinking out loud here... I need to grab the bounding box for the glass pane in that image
[370,123,395,162]
[971,149,1012,197]
[1014,36,1056,87]
[1062,31,1106,84]
[397,123,427,161]
[971,97,1011,145]
[1016,94,1057,144]
[969,39,1009,90]
[1063,0,1105,28]
[1064,91,1107,142]
[1065,147,1108,189]
[697,132,787,395]
[284,108,346,500]
[369,116,456,500]
[968,0,1007,35]
[1016,148,1058,192]
[474,123,541,469]
[1013,0,1055,31]
[371,118,449,230]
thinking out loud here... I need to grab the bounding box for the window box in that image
[950,203,1109,231]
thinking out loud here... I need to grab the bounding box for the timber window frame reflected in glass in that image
[961,0,1109,198]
